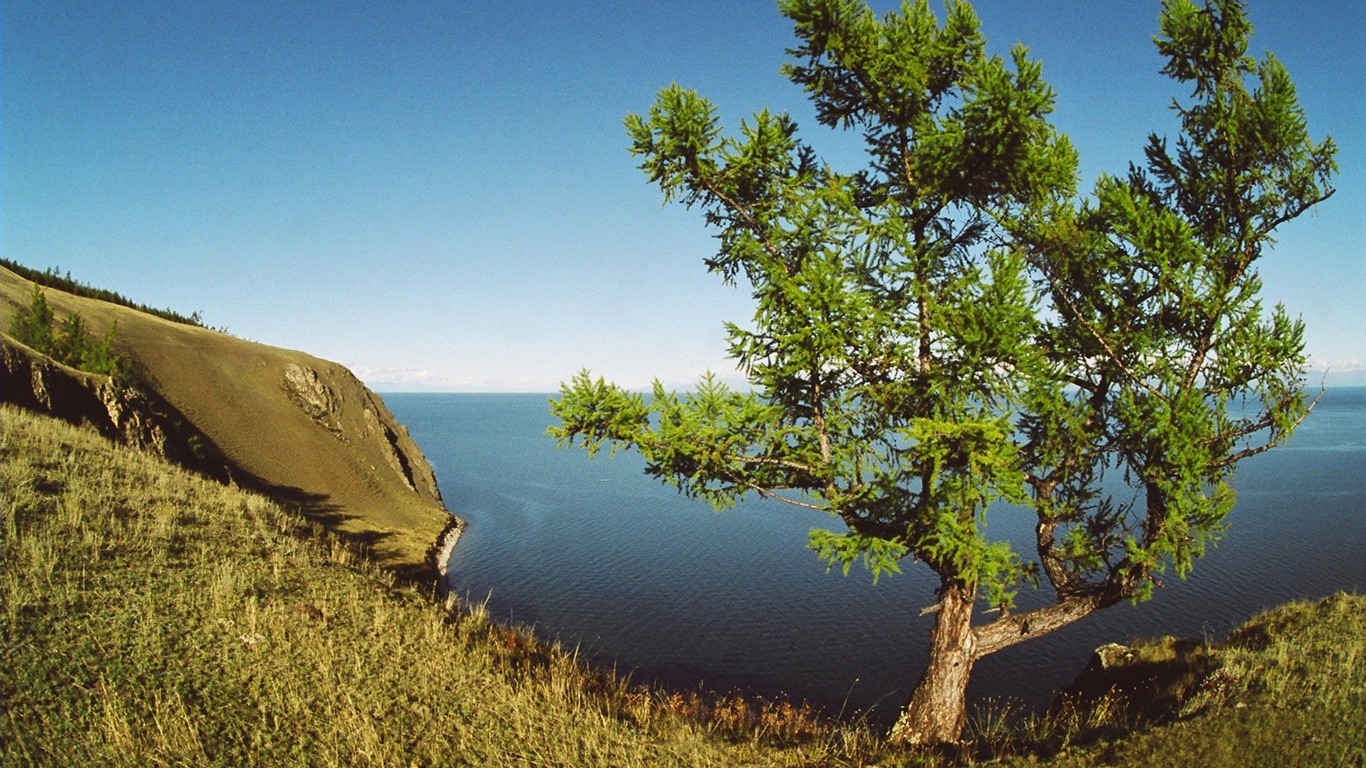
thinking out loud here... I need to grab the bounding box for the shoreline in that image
[431,514,466,588]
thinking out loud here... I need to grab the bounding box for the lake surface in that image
[386,388,1366,724]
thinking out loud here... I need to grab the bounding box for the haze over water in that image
[388,388,1366,723]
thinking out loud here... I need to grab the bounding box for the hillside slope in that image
[2,406,792,767]
[1,265,453,576]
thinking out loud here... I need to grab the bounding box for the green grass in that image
[1040,593,1366,767]
[3,405,1362,767]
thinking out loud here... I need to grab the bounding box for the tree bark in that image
[889,580,977,746]
[972,593,1108,657]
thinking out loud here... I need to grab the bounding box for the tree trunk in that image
[889,581,977,746]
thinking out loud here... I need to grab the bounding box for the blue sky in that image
[3,1,1362,391]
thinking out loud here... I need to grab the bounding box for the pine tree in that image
[8,285,129,380]
[552,0,1335,744]
[11,285,56,354]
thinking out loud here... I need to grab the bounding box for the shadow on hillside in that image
[149,401,443,586]
[226,467,438,585]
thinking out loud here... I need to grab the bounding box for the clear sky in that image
[3,1,1362,391]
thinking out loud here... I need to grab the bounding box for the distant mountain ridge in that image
[0,264,457,580]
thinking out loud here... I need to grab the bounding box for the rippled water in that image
[387,388,1366,723]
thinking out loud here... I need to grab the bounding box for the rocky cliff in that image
[1,266,457,579]
[1,336,230,477]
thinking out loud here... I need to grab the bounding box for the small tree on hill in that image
[551,0,1334,745]
[11,285,56,354]
[9,285,129,380]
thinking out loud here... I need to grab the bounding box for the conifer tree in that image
[11,285,55,354]
[53,312,92,367]
[552,0,1334,744]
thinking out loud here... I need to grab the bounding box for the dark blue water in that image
[387,388,1366,722]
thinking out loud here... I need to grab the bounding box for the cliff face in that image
[1,337,227,476]
[1,266,454,578]
[278,360,443,504]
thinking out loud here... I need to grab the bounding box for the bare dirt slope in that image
[1,266,453,576]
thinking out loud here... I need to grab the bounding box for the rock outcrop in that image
[1,336,231,479]
[279,360,443,504]
[1054,637,1218,723]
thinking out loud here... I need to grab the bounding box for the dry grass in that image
[1,406,899,766]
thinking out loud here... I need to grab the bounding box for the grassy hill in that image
[2,406,812,766]
[1,265,451,577]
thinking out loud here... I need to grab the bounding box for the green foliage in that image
[554,0,1334,742]
[561,0,1076,611]
[559,0,1332,613]
[1022,0,1336,605]
[10,284,55,353]
[807,529,907,584]
[8,285,130,379]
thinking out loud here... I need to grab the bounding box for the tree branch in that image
[701,177,789,267]
[1213,386,1322,468]
[971,589,1123,658]
[1026,249,1166,401]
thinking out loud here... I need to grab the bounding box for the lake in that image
[386,388,1366,724]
